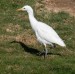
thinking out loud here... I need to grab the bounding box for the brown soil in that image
[37,0,75,16]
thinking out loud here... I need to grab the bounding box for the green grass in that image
[0,0,75,74]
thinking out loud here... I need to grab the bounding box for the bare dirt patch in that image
[3,23,22,33]
[15,29,41,49]
[0,35,15,42]
[36,0,75,16]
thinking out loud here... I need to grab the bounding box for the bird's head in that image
[17,5,33,15]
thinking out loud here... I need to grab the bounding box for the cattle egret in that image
[17,5,66,58]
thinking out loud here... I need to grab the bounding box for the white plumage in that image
[17,5,66,58]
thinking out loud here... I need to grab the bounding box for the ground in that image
[0,0,75,74]
[36,0,75,16]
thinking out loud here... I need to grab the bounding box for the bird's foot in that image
[37,50,48,59]
[37,51,45,56]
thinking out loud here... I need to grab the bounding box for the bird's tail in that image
[57,40,66,47]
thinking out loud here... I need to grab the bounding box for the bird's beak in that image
[16,8,23,11]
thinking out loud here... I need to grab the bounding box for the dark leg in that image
[50,43,56,48]
[53,43,56,48]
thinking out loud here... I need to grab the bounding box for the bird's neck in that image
[28,13,38,31]
[28,12,37,22]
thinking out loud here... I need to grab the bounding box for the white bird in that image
[17,5,66,58]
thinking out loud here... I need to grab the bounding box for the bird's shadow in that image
[10,41,61,56]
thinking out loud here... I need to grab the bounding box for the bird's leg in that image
[50,43,56,49]
[53,43,56,48]
[44,44,48,59]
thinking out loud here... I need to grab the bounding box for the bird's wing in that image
[36,22,65,46]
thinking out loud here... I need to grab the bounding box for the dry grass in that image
[15,29,42,49]
[4,23,22,33]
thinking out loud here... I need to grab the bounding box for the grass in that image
[0,0,75,74]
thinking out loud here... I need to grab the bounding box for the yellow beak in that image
[16,8,23,11]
